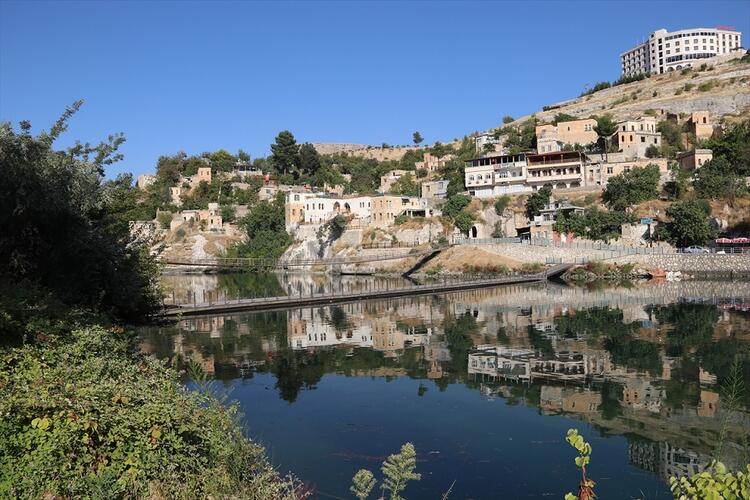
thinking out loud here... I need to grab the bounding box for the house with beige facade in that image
[585,154,669,186]
[421,179,449,199]
[525,151,587,191]
[415,152,454,172]
[676,149,713,170]
[687,111,714,142]
[616,116,661,158]
[535,118,598,153]
[370,195,421,227]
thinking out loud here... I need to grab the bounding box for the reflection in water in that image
[161,271,412,304]
[139,278,750,498]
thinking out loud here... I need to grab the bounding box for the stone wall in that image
[461,242,750,274]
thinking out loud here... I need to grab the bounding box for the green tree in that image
[209,149,237,172]
[502,115,514,124]
[389,173,418,196]
[381,443,421,500]
[270,130,299,176]
[693,157,743,199]
[0,102,161,330]
[298,142,322,178]
[701,119,750,176]
[231,194,291,262]
[603,164,660,210]
[412,131,423,145]
[657,120,682,159]
[442,194,471,219]
[594,115,618,162]
[525,186,552,218]
[659,199,717,247]
[351,470,376,500]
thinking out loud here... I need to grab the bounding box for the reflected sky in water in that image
[140,275,750,499]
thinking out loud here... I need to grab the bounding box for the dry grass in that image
[427,245,524,272]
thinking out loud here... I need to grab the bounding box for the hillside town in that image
[5,3,750,499]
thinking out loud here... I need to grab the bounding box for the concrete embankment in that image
[459,243,750,276]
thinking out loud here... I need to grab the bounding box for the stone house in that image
[616,117,662,159]
[687,111,714,142]
[415,152,455,172]
[676,149,713,170]
[136,174,156,190]
[535,118,598,153]
[420,179,449,199]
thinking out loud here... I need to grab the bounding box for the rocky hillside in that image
[312,143,421,161]
[507,54,750,127]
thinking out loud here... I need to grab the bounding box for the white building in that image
[303,195,372,224]
[621,27,742,76]
[464,153,531,198]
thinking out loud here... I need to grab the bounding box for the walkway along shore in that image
[160,264,572,318]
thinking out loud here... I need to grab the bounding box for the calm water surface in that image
[140,274,750,499]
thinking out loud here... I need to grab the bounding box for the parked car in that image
[684,245,710,254]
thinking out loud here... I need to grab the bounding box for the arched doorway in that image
[333,201,341,213]
[471,226,478,238]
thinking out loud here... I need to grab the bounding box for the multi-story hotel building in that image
[464,151,588,198]
[621,27,742,76]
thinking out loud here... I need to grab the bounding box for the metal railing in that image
[161,245,449,269]
[457,237,750,256]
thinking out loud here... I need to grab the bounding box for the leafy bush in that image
[693,157,744,199]
[0,326,298,498]
[603,165,661,210]
[350,443,420,500]
[659,200,717,247]
[156,211,172,229]
[670,462,750,499]
[494,195,510,215]
[697,81,715,92]
[645,144,661,158]
[442,194,471,219]
[555,208,634,242]
[525,186,552,218]
[230,193,292,263]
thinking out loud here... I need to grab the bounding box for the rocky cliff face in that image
[506,56,750,128]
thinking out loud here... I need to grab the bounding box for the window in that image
[607,166,613,174]
[641,136,646,143]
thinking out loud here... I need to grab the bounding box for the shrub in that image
[645,144,661,158]
[683,83,694,92]
[0,326,298,498]
[156,211,172,228]
[698,81,715,92]
[494,195,510,215]
[350,443,420,500]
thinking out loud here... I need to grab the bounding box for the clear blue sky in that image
[2,0,749,178]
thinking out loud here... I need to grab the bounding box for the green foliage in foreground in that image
[564,429,595,500]
[0,326,299,499]
[670,462,750,500]
[564,426,750,500]
[351,442,421,500]
[0,102,162,332]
